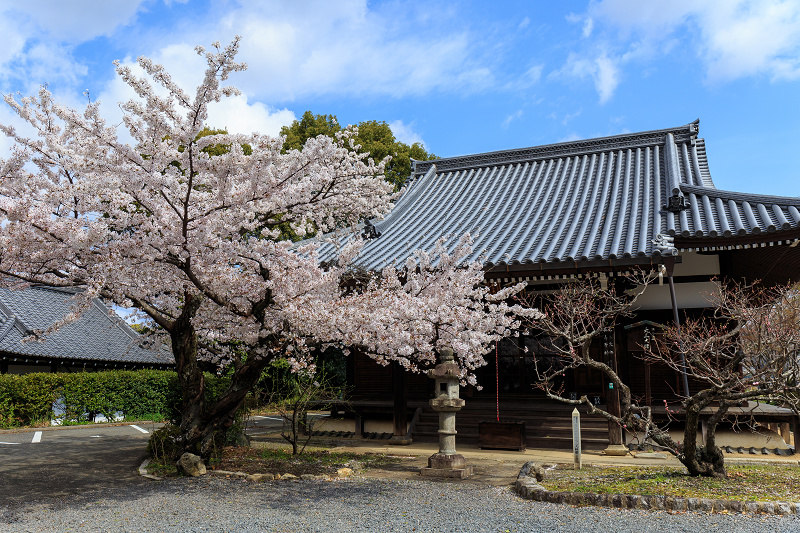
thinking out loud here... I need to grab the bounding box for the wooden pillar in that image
[792,416,800,449]
[603,328,626,455]
[779,422,791,445]
[390,361,410,444]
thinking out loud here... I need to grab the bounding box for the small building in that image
[0,285,173,374]
[336,120,800,449]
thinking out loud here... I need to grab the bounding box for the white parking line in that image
[31,431,42,443]
[0,442,20,445]
[130,424,149,434]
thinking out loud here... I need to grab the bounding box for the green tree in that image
[281,112,341,152]
[281,111,437,190]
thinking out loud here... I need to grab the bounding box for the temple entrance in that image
[476,335,606,404]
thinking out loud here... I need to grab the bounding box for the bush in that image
[147,423,183,461]
[0,370,180,427]
[0,373,62,428]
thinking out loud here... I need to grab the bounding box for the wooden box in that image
[478,420,527,451]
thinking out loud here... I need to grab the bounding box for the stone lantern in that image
[420,347,473,478]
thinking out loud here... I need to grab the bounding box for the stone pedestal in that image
[388,435,413,445]
[603,444,629,456]
[419,348,472,479]
[421,452,473,478]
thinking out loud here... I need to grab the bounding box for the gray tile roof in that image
[327,121,800,270]
[0,286,173,366]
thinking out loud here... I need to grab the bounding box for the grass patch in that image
[542,464,800,502]
[211,444,398,477]
[146,457,179,477]
[147,443,401,478]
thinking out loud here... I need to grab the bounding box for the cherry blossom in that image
[0,38,537,455]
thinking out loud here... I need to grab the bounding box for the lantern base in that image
[419,453,473,478]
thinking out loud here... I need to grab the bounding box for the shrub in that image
[0,370,179,427]
[147,423,183,461]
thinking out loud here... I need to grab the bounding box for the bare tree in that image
[647,281,800,477]
[522,276,800,478]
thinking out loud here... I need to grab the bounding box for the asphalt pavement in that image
[0,415,296,507]
[0,423,160,507]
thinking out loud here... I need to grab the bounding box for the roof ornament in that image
[362,219,381,239]
[665,194,688,213]
[653,234,678,256]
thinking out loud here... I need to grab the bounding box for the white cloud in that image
[594,55,619,102]
[582,17,594,38]
[0,1,148,94]
[95,46,294,140]
[502,110,523,129]
[214,1,495,101]
[4,1,506,111]
[551,52,620,104]
[701,0,800,81]
[587,0,800,82]
[519,17,530,29]
[208,96,295,137]
[7,1,146,41]
[0,13,26,67]
[558,133,582,142]
[388,120,426,147]
[562,109,582,125]
[503,64,543,92]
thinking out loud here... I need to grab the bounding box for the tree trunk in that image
[170,293,271,460]
[678,397,727,478]
[617,406,726,478]
[171,294,206,457]
[195,357,271,458]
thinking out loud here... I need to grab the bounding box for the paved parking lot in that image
[0,416,293,507]
[0,423,160,506]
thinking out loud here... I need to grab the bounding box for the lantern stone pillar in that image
[420,347,473,479]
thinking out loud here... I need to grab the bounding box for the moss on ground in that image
[541,464,800,502]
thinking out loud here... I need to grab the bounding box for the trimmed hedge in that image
[0,370,233,428]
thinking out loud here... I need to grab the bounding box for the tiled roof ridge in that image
[27,284,142,343]
[680,184,800,206]
[0,297,33,334]
[30,284,81,295]
[87,296,142,342]
[413,120,700,176]
[0,285,173,365]
[0,315,24,343]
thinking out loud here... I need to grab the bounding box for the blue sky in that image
[1,0,799,195]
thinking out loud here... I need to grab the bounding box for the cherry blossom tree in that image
[334,235,541,386]
[0,39,532,458]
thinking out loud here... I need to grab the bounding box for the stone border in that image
[138,459,163,481]
[515,472,799,515]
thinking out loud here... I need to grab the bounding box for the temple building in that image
[330,121,800,451]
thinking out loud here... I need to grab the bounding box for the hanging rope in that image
[495,339,500,422]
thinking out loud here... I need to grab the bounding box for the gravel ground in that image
[2,476,800,533]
